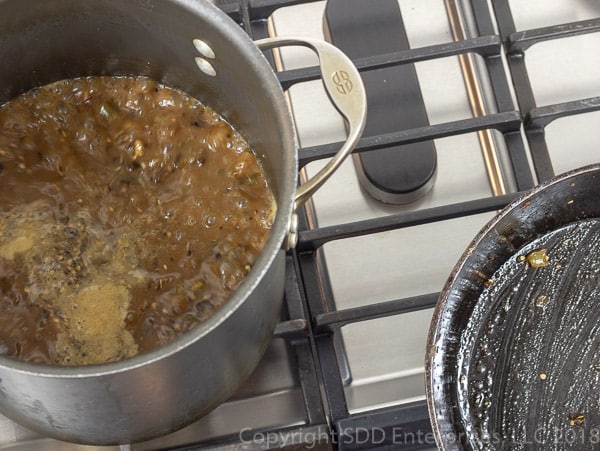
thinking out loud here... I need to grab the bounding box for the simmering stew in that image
[0,76,275,366]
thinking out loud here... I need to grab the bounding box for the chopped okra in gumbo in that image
[0,76,275,366]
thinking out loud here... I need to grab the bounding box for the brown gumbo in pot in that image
[0,76,275,366]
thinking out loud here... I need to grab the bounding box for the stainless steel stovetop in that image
[1,0,598,449]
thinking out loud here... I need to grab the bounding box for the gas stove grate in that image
[171,1,600,449]
[491,0,600,183]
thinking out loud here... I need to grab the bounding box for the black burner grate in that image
[170,1,600,449]
[490,0,600,183]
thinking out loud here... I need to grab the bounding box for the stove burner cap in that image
[353,145,437,204]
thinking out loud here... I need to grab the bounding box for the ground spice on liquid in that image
[0,76,275,366]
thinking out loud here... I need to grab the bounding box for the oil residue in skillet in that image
[457,219,600,450]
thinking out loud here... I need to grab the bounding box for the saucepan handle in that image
[255,37,367,249]
[255,37,367,209]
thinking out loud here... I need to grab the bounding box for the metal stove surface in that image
[0,0,598,450]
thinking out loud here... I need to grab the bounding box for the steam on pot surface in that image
[0,75,276,366]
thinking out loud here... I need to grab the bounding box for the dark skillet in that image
[426,164,600,450]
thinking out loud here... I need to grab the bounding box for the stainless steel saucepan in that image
[0,0,366,444]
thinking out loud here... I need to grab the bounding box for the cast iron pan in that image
[426,164,600,450]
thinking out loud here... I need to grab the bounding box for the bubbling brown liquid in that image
[0,76,275,366]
